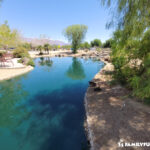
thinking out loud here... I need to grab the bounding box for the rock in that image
[89,81,97,87]
[82,54,86,57]
[104,56,111,62]
[94,87,102,92]
[104,58,109,61]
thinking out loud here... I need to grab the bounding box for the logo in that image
[118,139,150,148]
[118,139,124,147]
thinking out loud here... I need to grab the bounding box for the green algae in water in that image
[0,57,104,150]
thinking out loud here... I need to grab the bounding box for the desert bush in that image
[14,46,35,66]
[13,46,29,58]
[18,57,35,67]
[27,58,35,67]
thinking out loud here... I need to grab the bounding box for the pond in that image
[0,57,104,150]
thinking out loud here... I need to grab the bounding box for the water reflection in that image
[0,76,29,129]
[24,83,87,150]
[39,57,53,71]
[66,58,86,80]
[0,82,87,150]
[0,77,32,150]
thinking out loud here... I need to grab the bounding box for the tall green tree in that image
[37,45,43,55]
[43,43,50,54]
[80,42,90,50]
[0,22,20,49]
[102,39,113,48]
[52,45,58,51]
[101,0,150,100]
[63,24,88,53]
[22,43,32,50]
[84,42,90,49]
[91,39,102,47]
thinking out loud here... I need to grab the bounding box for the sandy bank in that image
[0,66,34,81]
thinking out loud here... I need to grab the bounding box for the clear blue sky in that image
[0,0,113,43]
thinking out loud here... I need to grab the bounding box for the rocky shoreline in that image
[84,60,113,150]
[84,51,150,150]
[30,49,111,60]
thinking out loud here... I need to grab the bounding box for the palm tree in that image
[43,44,49,54]
[37,45,43,55]
[48,45,52,51]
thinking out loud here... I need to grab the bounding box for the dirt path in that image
[85,59,150,150]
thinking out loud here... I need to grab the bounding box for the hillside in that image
[22,37,68,46]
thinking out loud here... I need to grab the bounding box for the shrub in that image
[13,46,29,58]
[17,58,22,63]
[96,47,102,52]
[21,43,32,50]
[103,39,113,48]
[91,39,102,47]
[27,59,35,67]
[14,46,35,67]
[0,51,5,57]
[80,42,90,50]
[18,57,35,67]
[100,0,150,102]
[111,29,150,100]
[84,42,90,49]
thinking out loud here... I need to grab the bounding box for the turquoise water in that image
[0,57,104,150]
